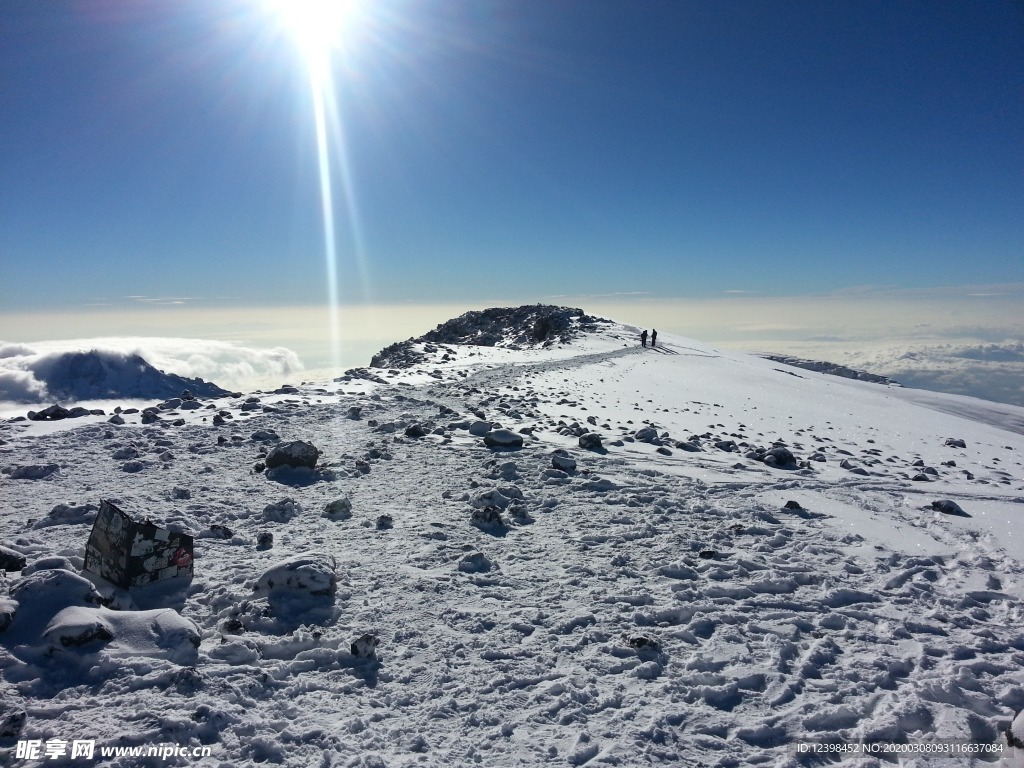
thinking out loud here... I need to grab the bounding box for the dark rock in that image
[783,500,804,511]
[265,440,320,470]
[698,549,717,559]
[579,433,603,451]
[323,497,352,519]
[256,532,273,549]
[376,514,393,530]
[27,404,71,421]
[656,446,672,456]
[931,499,968,516]
[0,545,27,572]
[207,524,234,539]
[0,708,26,738]
[351,633,379,660]
[945,438,967,448]
[483,429,524,449]
[404,423,428,438]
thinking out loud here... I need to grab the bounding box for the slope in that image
[1,313,1022,767]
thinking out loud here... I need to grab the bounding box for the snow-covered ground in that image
[1,309,1022,767]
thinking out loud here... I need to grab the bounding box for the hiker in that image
[651,329,657,348]
[640,329,648,348]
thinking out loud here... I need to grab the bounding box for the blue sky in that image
[3,0,1022,314]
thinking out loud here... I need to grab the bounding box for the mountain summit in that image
[370,305,613,368]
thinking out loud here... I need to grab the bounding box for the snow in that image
[1,312,1023,766]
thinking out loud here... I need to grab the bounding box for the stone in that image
[578,433,603,451]
[458,552,492,573]
[551,451,577,472]
[931,499,967,516]
[324,497,353,519]
[27,404,71,421]
[0,545,27,572]
[483,429,524,449]
[351,633,379,660]
[404,423,428,438]
[265,440,320,470]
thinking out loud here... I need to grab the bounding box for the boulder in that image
[579,433,603,451]
[7,464,60,480]
[483,429,523,449]
[27,404,71,421]
[468,421,492,437]
[931,499,968,516]
[551,451,577,472]
[265,440,320,470]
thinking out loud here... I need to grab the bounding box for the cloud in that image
[0,337,304,404]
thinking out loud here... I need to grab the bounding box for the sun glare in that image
[267,0,354,58]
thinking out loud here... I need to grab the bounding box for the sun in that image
[266,0,356,60]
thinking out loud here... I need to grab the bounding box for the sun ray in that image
[264,0,369,373]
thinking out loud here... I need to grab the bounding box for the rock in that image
[483,429,524,449]
[0,598,16,633]
[265,440,320,470]
[945,438,967,448]
[27,404,71,421]
[457,552,492,573]
[625,635,660,651]
[255,554,337,600]
[376,514,393,530]
[140,410,160,424]
[121,460,146,473]
[675,441,702,452]
[212,414,226,426]
[634,427,659,443]
[698,549,717,559]
[656,446,672,456]
[206,524,234,539]
[262,498,303,523]
[468,420,492,437]
[0,707,26,738]
[404,423,428,438]
[0,545,27,572]
[763,446,796,468]
[112,446,139,460]
[351,633,379,660]
[108,414,125,425]
[473,489,513,510]
[324,497,353,519]
[551,451,577,472]
[714,440,737,452]
[346,406,363,420]
[471,506,505,529]
[7,464,60,480]
[783,500,804,511]
[578,433,603,451]
[251,429,281,442]
[931,499,967,516]
[256,532,273,549]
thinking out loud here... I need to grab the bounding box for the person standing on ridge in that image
[651,329,658,348]
[640,329,648,348]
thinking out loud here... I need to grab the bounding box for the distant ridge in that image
[369,305,613,369]
[23,350,229,402]
[761,353,900,386]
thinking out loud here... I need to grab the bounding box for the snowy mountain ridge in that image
[1,306,1023,767]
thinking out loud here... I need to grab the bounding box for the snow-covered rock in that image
[265,440,321,469]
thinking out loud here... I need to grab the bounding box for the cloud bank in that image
[0,338,304,404]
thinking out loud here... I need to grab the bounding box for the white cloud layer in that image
[0,337,304,404]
